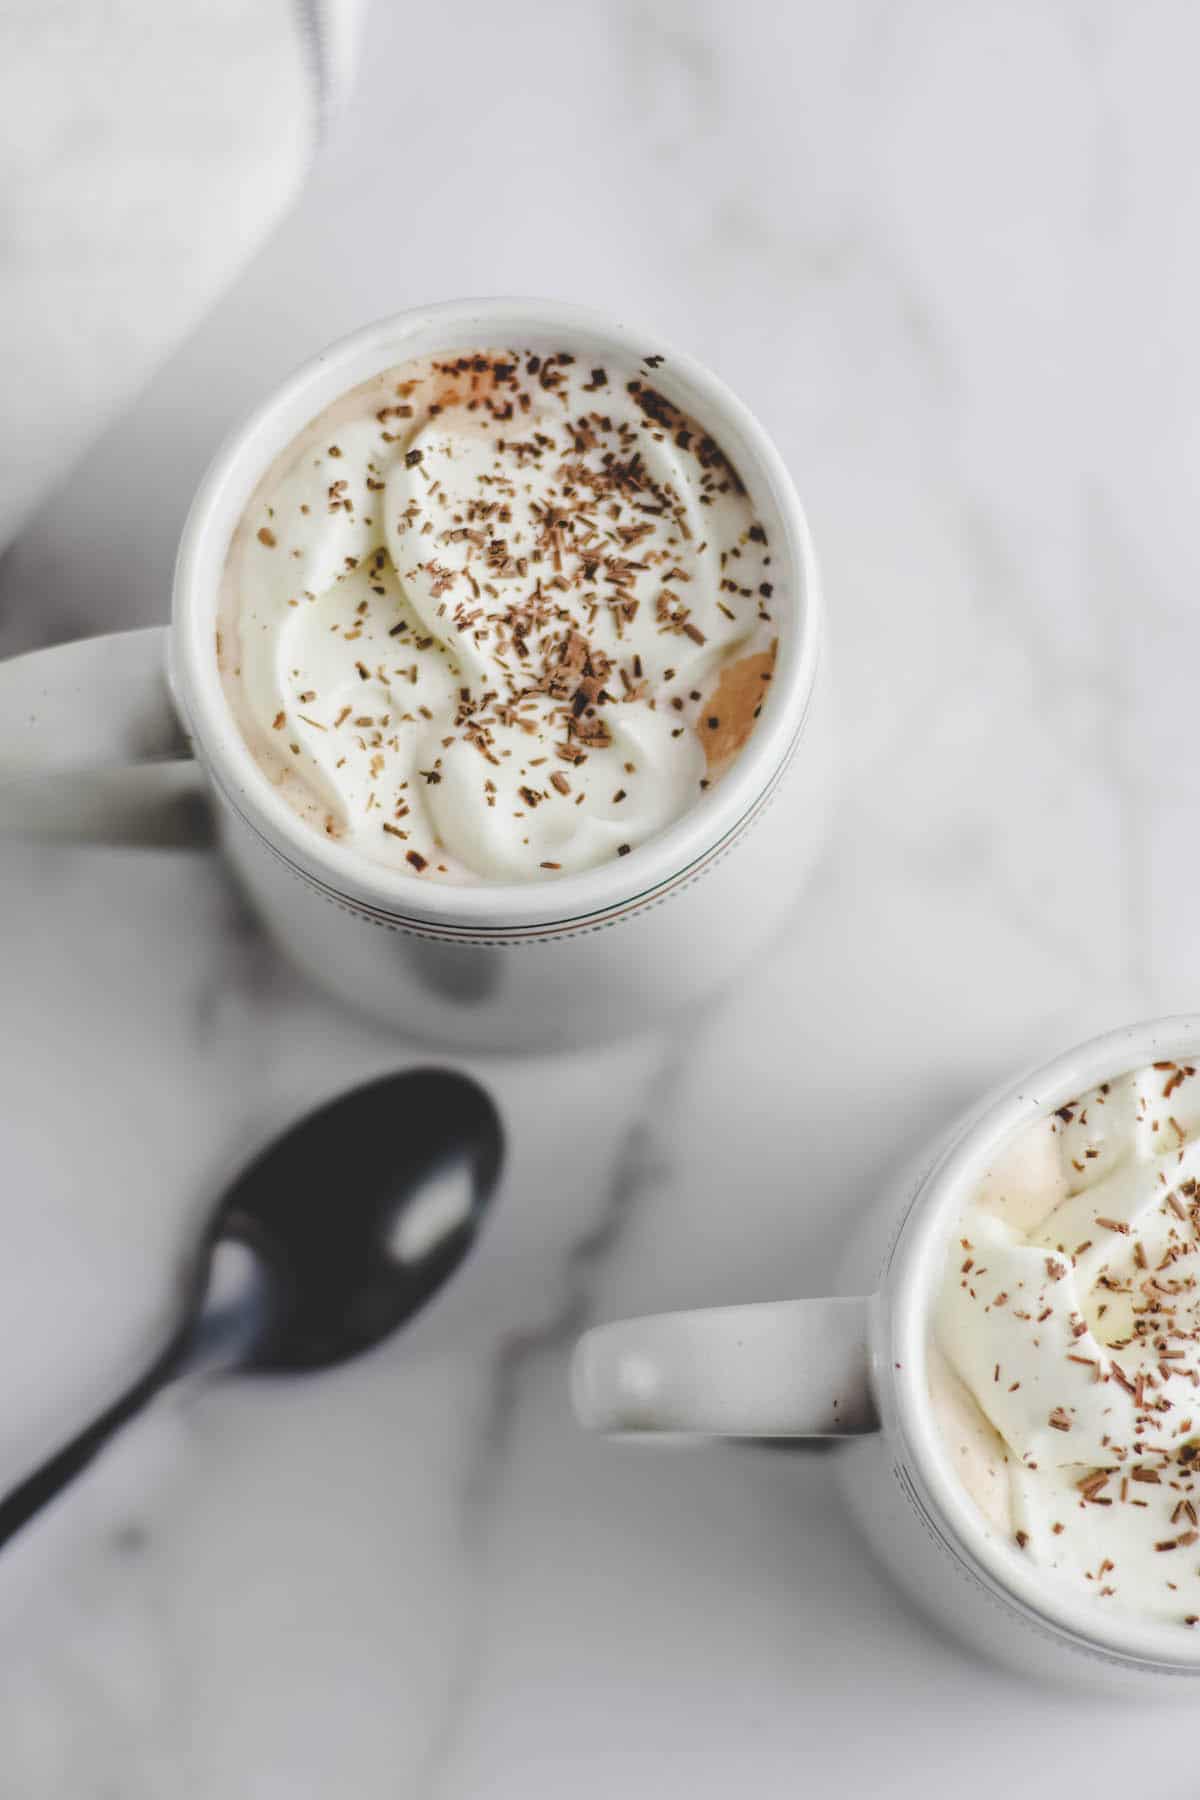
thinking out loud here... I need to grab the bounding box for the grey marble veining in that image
[5,1,1200,1793]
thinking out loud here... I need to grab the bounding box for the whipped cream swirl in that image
[934,1061,1200,1625]
[220,351,777,882]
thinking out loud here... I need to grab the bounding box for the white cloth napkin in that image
[0,0,365,550]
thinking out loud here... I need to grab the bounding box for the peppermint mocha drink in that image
[219,348,778,884]
[932,1059,1200,1628]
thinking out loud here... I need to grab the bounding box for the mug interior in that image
[889,1015,1200,1672]
[170,298,822,930]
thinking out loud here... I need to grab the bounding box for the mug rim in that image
[888,1014,1200,1672]
[169,297,822,932]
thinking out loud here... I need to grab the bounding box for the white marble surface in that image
[4,2,1200,1792]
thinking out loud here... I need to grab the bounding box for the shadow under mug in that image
[572,1017,1200,1694]
[0,300,830,1050]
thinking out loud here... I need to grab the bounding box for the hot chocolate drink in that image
[218,347,778,883]
[932,1059,1200,1627]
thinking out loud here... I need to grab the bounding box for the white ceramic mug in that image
[0,300,830,1049]
[572,1017,1200,1693]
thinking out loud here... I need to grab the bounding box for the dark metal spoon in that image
[0,1067,503,1548]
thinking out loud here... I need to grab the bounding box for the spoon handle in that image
[0,1237,273,1551]
[0,1341,183,1549]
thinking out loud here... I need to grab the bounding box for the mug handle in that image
[0,628,211,846]
[571,1297,879,1436]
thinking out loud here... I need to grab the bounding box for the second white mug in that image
[572,1016,1200,1694]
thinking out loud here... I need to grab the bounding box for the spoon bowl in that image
[223,1067,502,1371]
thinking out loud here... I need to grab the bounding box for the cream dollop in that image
[934,1061,1200,1624]
[223,353,776,882]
